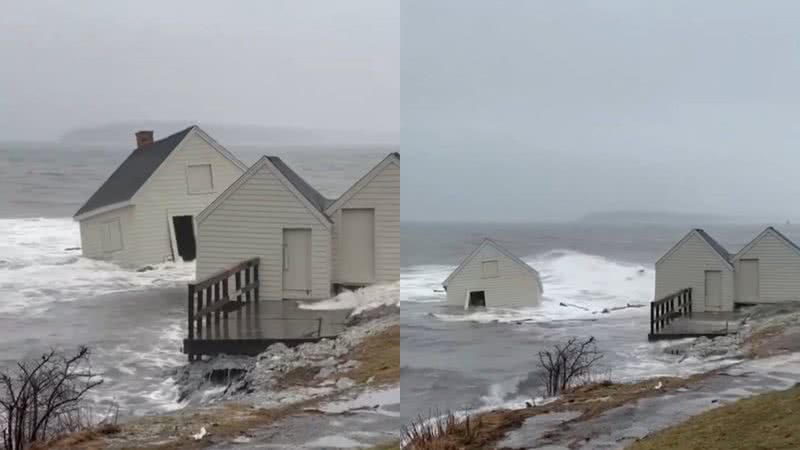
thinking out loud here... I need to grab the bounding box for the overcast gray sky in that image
[402,0,800,223]
[0,0,398,140]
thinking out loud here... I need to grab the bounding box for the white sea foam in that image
[400,264,451,303]
[0,218,195,315]
[300,282,399,315]
[404,249,654,323]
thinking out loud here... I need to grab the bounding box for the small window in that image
[482,260,499,278]
[101,218,123,252]
[187,164,214,194]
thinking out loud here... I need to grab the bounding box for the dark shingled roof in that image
[74,127,194,217]
[266,156,332,212]
[695,228,731,262]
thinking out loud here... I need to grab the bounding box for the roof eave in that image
[74,200,134,221]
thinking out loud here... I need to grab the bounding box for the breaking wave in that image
[0,218,195,315]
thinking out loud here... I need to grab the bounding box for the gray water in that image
[399,221,799,421]
[0,142,393,416]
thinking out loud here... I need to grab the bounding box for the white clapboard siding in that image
[330,161,400,284]
[127,132,245,267]
[446,242,541,308]
[734,230,800,303]
[655,232,734,312]
[196,163,332,301]
[78,206,135,264]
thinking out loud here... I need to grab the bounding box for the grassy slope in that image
[628,384,800,450]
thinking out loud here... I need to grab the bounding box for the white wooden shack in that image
[443,238,543,308]
[655,228,735,312]
[732,226,800,304]
[73,127,247,267]
[195,152,400,301]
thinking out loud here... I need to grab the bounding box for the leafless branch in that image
[537,336,603,397]
[0,346,103,450]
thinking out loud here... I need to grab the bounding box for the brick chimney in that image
[135,130,154,148]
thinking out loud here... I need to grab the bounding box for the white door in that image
[738,259,759,303]
[283,229,312,296]
[705,270,723,311]
[339,209,375,283]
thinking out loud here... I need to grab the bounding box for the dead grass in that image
[342,324,400,385]
[35,398,326,450]
[403,373,715,450]
[30,424,120,450]
[743,324,785,358]
[744,323,800,359]
[628,383,800,450]
[272,324,399,390]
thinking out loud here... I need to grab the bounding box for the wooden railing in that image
[650,287,692,336]
[186,258,259,360]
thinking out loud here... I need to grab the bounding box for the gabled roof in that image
[442,237,543,292]
[656,228,734,270]
[267,156,332,213]
[733,226,800,261]
[73,126,247,220]
[325,152,400,216]
[196,156,333,228]
[74,127,193,218]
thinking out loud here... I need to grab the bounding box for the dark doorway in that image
[172,215,196,261]
[468,290,486,307]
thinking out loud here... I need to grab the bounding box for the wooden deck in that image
[649,312,738,341]
[648,288,740,341]
[183,258,349,360]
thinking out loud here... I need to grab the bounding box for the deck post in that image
[196,288,204,339]
[235,271,243,339]
[245,265,252,337]
[222,276,229,339]
[253,261,261,336]
[650,301,654,335]
[688,288,692,316]
[187,284,195,361]
[213,281,221,339]
[205,286,213,339]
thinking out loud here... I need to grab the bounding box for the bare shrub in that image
[538,336,603,397]
[0,346,103,450]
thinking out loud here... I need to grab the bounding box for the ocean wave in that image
[0,218,195,315]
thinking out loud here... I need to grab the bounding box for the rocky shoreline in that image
[174,304,400,409]
[42,303,400,449]
[661,303,800,361]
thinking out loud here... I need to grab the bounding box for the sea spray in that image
[299,281,400,315]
